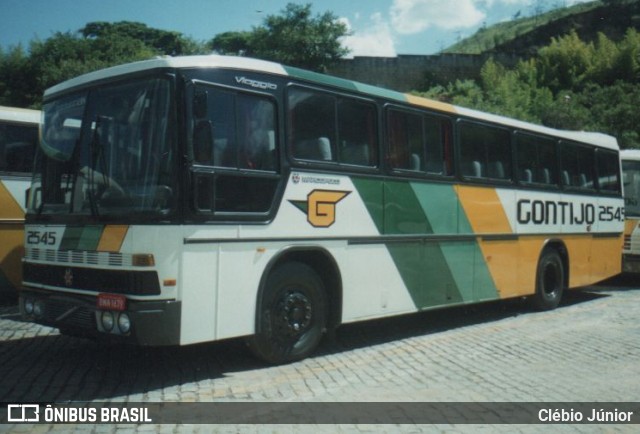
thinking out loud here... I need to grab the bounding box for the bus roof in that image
[44,55,619,151]
[0,105,41,124]
[621,149,640,161]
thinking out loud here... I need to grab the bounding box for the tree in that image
[210,31,252,56]
[0,21,208,108]
[22,30,157,107]
[0,45,33,107]
[209,3,350,71]
[80,21,204,56]
[537,30,593,92]
[580,82,640,149]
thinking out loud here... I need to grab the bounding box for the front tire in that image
[249,262,327,364]
[532,249,565,311]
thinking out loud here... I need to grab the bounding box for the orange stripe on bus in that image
[97,225,129,252]
[624,219,638,236]
[0,182,24,221]
[456,186,512,234]
[455,185,519,298]
[405,94,457,114]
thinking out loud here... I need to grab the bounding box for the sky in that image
[1,0,593,57]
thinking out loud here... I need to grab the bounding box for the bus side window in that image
[289,88,337,163]
[460,122,511,181]
[387,109,423,171]
[190,84,280,216]
[515,133,558,187]
[5,142,34,173]
[0,122,37,173]
[424,116,451,175]
[193,121,213,165]
[237,95,277,171]
[597,150,621,193]
[560,142,595,190]
[289,87,377,167]
[337,98,377,167]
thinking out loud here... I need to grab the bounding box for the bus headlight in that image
[33,300,45,318]
[101,311,115,331]
[24,298,34,315]
[117,313,131,334]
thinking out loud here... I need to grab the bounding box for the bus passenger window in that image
[515,134,558,185]
[424,116,451,175]
[237,95,277,171]
[337,99,377,166]
[597,150,621,193]
[289,88,336,163]
[189,83,280,216]
[193,121,213,165]
[0,122,38,174]
[288,87,377,167]
[460,122,511,181]
[560,142,595,190]
[387,109,423,171]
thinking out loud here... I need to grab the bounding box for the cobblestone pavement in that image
[0,277,639,433]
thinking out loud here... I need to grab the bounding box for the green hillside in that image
[422,0,640,148]
[444,0,640,55]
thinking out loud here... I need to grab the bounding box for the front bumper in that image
[19,288,181,346]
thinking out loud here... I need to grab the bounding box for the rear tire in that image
[532,249,565,311]
[249,262,327,364]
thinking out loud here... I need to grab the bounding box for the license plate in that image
[97,294,126,311]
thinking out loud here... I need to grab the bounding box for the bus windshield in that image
[623,160,640,217]
[29,77,175,218]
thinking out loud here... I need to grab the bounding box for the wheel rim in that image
[274,290,313,337]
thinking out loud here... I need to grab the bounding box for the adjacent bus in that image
[622,149,640,273]
[19,56,623,363]
[0,105,39,295]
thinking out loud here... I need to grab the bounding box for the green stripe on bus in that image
[283,66,407,103]
[351,177,384,233]
[284,66,359,92]
[413,182,499,301]
[353,178,499,308]
[386,181,464,307]
[60,225,104,251]
[453,193,500,301]
[353,178,464,308]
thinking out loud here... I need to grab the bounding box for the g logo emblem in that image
[290,189,350,228]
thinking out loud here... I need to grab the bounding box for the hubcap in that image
[277,291,312,336]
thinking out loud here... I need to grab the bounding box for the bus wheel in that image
[532,249,565,311]
[249,262,327,364]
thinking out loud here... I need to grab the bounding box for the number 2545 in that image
[26,231,57,246]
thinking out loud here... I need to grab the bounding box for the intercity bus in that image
[0,105,39,295]
[622,149,640,273]
[19,56,623,363]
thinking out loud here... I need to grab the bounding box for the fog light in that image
[24,298,34,315]
[117,313,131,334]
[33,300,45,318]
[101,311,115,331]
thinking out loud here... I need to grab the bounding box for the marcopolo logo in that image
[289,189,350,228]
[235,76,277,90]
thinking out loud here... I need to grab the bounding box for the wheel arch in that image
[256,245,343,333]
[539,238,569,288]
